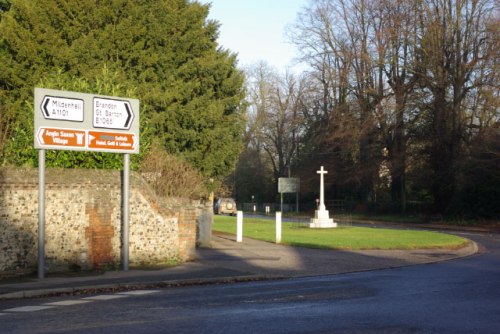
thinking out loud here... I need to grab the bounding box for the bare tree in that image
[291,0,387,204]
[373,0,421,212]
[245,62,305,185]
[417,0,498,211]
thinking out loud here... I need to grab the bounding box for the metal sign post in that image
[34,88,140,277]
[122,154,130,271]
[38,149,45,279]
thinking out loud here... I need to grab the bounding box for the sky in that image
[200,0,308,72]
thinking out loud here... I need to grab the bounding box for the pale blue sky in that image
[200,0,308,72]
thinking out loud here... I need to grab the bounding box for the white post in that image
[276,212,282,243]
[236,211,243,242]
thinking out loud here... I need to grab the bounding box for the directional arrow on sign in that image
[93,98,134,130]
[37,128,45,145]
[124,103,133,128]
[41,96,84,122]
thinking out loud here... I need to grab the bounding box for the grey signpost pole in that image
[123,153,130,271]
[280,193,283,212]
[296,192,299,213]
[38,149,45,279]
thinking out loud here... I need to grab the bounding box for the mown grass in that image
[213,215,468,250]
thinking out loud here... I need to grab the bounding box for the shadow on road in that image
[195,232,476,278]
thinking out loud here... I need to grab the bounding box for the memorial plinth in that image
[310,209,337,228]
[309,166,337,228]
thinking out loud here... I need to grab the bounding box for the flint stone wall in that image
[0,168,209,277]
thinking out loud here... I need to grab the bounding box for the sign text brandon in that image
[93,98,134,130]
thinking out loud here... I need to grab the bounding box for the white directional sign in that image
[41,96,84,122]
[93,98,134,130]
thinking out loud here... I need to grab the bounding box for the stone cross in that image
[310,165,336,228]
[317,166,327,211]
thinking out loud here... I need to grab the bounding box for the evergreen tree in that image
[0,0,10,14]
[0,0,245,179]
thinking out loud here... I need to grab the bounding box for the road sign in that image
[36,127,86,149]
[93,97,134,130]
[88,131,137,152]
[34,88,139,279]
[41,96,84,122]
[278,178,300,193]
[278,177,300,213]
[34,88,139,154]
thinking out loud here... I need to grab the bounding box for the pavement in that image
[0,231,479,300]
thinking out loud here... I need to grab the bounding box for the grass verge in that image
[214,215,468,250]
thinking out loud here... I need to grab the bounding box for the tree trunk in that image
[389,90,407,213]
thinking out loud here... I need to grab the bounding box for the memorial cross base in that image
[309,209,337,228]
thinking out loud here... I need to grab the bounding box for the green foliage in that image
[0,0,10,14]
[0,0,245,178]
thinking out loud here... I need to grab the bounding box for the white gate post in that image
[237,211,243,242]
[276,212,282,244]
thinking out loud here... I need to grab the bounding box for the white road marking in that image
[118,290,160,295]
[1,291,158,316]
[4,305,55,312]
[44,300,92,306]
[82,295,128,300]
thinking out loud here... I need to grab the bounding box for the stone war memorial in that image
[310,166,337,228]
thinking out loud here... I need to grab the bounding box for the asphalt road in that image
[1,232,499,334]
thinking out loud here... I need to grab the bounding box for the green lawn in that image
[213,215,468,250]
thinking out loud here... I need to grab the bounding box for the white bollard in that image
[266,206,270,214]
[276,211,282,244]
[253,205,256,212]
[237,211,243,242]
